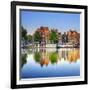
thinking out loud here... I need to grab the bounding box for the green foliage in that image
[49,52,58,64]
[34,31,41,42]
[34,51,41,63]
[49,30,58,43]
[21,54,27,67]
[27,35,32,42]
[21,26,31,47]
[21,26,27,40]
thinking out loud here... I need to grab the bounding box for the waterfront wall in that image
[35,44,57,48]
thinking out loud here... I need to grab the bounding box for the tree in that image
[34,31,41,43]
[27,35,32,43]
[49,30,58,43]
[21,26,28,46]
[21,26,27,40]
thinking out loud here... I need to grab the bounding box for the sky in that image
[20,10,80,34]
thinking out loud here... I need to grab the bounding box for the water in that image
[20,48,80,79]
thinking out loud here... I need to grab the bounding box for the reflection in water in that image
[34,51,41,63]
[67,49,80,63]
[58,48,80,63]
[21,48,80,67]
[49,52,58,64]
[21,48,80,78]
[32,48,80,67]
[21,53,27,68]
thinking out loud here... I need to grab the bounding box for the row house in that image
[67,30,80,45]
[37,26,50,44]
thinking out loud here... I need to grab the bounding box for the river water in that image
[20,48,80,79]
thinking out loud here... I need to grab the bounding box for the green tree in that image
[49,30,58,43]
[34,31,41,42]
[27,35,32,42]
[21,26,28,46]
[21,26,27,40]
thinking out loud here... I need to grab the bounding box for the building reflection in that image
[21,48,80,67]
[67,49,80,63]
[34,48,80,67]
[34,48,50,67]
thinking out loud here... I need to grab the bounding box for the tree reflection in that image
[34,48,58,66]
[34,51,41,63]
[49,52,58,64]
[21,53,27,68]
[33,48,80,67]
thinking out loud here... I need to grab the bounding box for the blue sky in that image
[20,10,80,34]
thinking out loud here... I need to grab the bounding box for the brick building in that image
[37,26,50,45]
[67,30,80,45]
